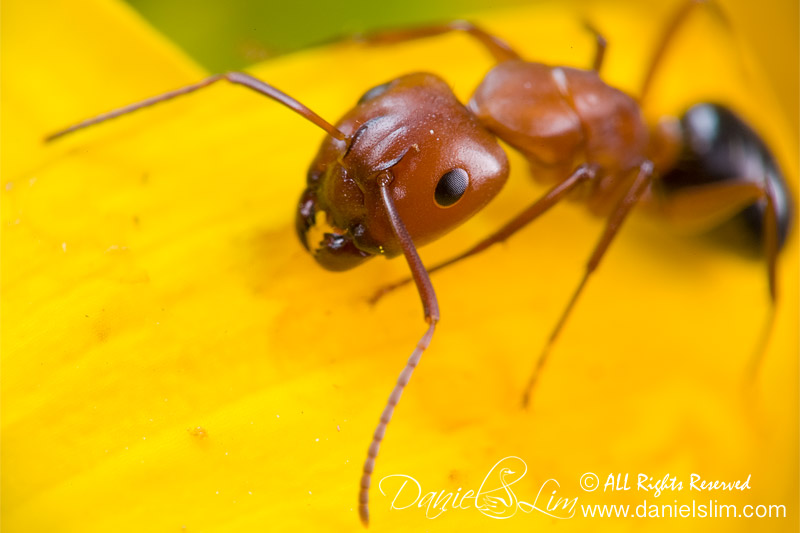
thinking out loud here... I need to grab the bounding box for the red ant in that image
[46,0,792,526]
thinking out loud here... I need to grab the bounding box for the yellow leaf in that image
[2,0,797,532]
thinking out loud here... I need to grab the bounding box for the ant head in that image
[297,72,509,271]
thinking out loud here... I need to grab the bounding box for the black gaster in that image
[660,103,793,250]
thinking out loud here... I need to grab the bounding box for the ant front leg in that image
[369,164,599,305]
[360,20,521,63]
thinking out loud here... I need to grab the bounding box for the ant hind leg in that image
[360,20,521,63]
[653,177,781,379]
[639,0,737,104]
[583,22,607,73]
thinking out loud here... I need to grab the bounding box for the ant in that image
[45,0,792,526]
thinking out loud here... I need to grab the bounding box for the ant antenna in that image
[359,171,440,526]
[45,72,347,142]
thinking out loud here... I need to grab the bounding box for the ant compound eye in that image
[434,168,469,207]
[358,81,392,105]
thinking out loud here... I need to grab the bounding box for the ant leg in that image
[753,183,779,377]
[360,20,521,63]
[521,161,655,408]
[658,182,767,229]
[655,180,779,300]
[359,171,439,526]
[639,0,735,103]
[45,72,346,142]
[369,164,599,304]
[583,22,608,73]
[653,177,780,377]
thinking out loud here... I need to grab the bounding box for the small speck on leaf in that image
[189,427,208,438]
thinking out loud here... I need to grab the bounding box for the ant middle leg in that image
[360,20,521,63]
[521,160,655,407]
[369,164,599,305]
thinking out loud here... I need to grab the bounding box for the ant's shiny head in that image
[296,72,509,271]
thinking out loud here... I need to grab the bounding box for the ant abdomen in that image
[659,103,793,249]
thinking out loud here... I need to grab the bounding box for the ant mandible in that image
[46,0,792,526]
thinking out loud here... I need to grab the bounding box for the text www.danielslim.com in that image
[581,500,786,519]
